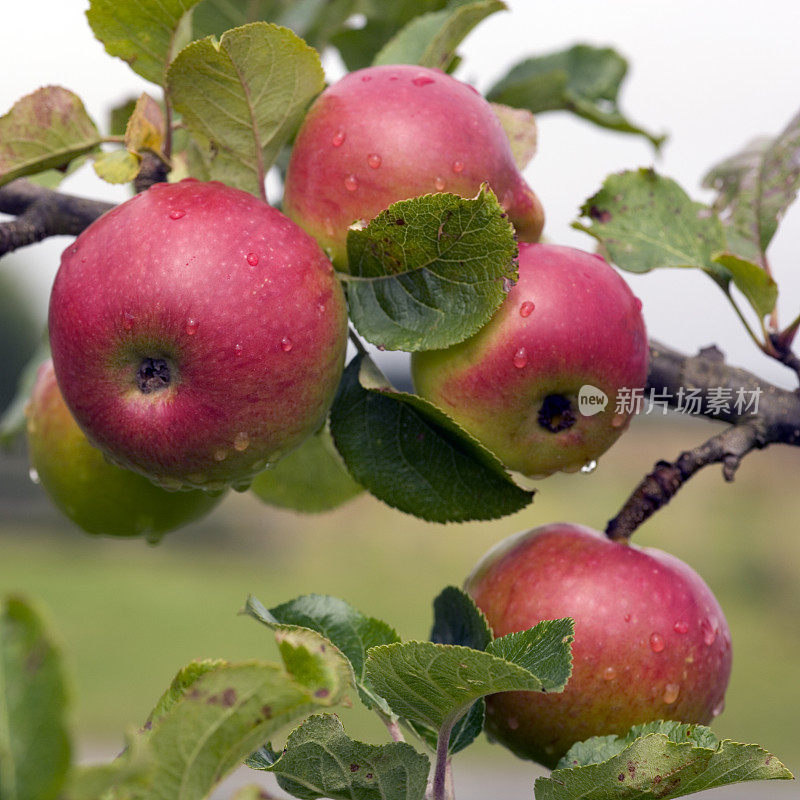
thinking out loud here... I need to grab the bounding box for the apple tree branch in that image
[0,180,113,256]
[605,341,800,540]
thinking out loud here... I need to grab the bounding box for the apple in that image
[282,64,544,266]
[48,179,348,491]
[26,360,223,539]
[411,243,648,478]
[465,523,732,768]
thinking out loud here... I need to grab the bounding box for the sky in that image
[2,0,800,388]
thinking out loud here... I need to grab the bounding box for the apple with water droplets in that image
[26,359,223,539]
[283,64,544,266]
[465,523,732,768]
[411,243,648,478]
[48,179,348,491]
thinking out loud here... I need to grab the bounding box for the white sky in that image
[2,0,800,388]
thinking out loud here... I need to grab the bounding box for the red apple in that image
[283,64,544,266]
[465,523,732,768]
[411,243,648,478]
[48,179,348,491]
[26,360,222,539]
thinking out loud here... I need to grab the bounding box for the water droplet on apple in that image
[650,632,665,653]
[624,613,632,622]
[185,318,198,335]
[361,75,371,82]
[507,717,519,730]
[233,432,250,452]
[214,449,227,462]
[123,312,135,330]
[434,176,445,191]
[603,666,616,681]
[412,74,435,86]
[452,160,464,173]
[513,347,528,369]
[281,336,293,352]
[519,301,535,317]
[673,621,689,634]
[702,619,717,646]
[246,252,259,266]
[234,344,243,357]
[317,302,326,314]
[611,413,627,428]
[367,153,382,169]
[662,683,680,704]
[580,460,598,474]
[344,174,359,192]
[331,130,346,147]
[712,698,725,717]
[29,467,40,484]
[169,209,186,220]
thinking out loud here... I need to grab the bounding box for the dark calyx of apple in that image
[537,394,576,433]
[136,357,171,394]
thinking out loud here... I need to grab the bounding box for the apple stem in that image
[432,719,456,800]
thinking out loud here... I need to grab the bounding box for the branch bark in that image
[0,180,113,256]
[606,340,800,540]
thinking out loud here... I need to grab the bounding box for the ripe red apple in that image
[465,523,732,768]
[26,360,222,539]
[282,64,544,266]
[411,243,648,478]
[48,179,348,491]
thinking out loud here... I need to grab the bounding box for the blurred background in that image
[1,1,799,797]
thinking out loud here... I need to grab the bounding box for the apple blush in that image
[48,179,348,492]
[283,64,544,266]
[465,523,732,768]
[411,243,648,478]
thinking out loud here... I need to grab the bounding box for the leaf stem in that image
[432,719,456,800]
[379,712,405,742]
[348,326,367,355]
[724,288,763,349]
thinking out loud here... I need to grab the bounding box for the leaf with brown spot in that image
[0,87,102,187]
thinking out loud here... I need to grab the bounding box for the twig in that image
[134,151,169,194]
[606,340,800,540]
[0,180,113,256]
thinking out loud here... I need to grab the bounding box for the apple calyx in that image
[136,357,171,394]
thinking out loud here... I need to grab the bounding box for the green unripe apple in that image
[26,360,223,540]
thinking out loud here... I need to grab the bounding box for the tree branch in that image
[606,341,800,540]
[0,179,114,257]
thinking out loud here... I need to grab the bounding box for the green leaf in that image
[130,654,351,800]
[332,1,449,72]
[487,45,664,148]
[244,593,399,711]
[430,586,491,651]
[93,149,141,184]
[365,618,573,733]
[192,0,358,54]
[251,714,430,800]
[0,338,49,449]
[167,22,325,198]
[0,87,102,188]
[536,721,793,800]
[250,427,363,513]
[0,596,71,800]
[329,354,533,523]
[373,1,505,71]
[491,102,538,170]
[86,0,198,85]
[713,252,778,319]
[405,587,492,754]
[344,188,518,351]
[703,108,800,261]
[573,168,729,284]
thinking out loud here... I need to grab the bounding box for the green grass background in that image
[1,414,798,773]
